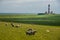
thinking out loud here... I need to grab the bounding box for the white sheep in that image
[46,29,50,32]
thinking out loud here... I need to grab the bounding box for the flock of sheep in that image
[11,23,20,28]
[5,23,20,28]
[5,23,50,35]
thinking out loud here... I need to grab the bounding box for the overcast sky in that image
[0,0,60,13]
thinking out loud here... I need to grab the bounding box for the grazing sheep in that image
[26,29,36,35]
[11,23,21,28]
[5,23,8,26]
[46,30,50,32]
[15,25,19,28]
[11,23,14,27]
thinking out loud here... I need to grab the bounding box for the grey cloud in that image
[0,0,60,13]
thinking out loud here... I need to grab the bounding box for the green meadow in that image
[0,14,60,40]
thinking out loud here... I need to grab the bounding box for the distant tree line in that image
[38,13,46,15]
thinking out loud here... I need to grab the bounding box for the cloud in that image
[1,0,56,4]
[0,0,60,13]
[1,0,55,3]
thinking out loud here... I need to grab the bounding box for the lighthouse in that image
[48,4,50,14]
[44,4,51,14]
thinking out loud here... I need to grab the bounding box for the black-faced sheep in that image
[11,23,14,27]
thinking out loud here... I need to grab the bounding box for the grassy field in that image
[0,14,60,26]
[0,14,60,40]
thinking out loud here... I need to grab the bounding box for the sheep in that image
[46,29,50,32]
[11,23,14,27]
[26,30,36,35]
[26,29,37,35]
[5,23,8,26]
[11,23,21,28]
[15,25,20,28]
